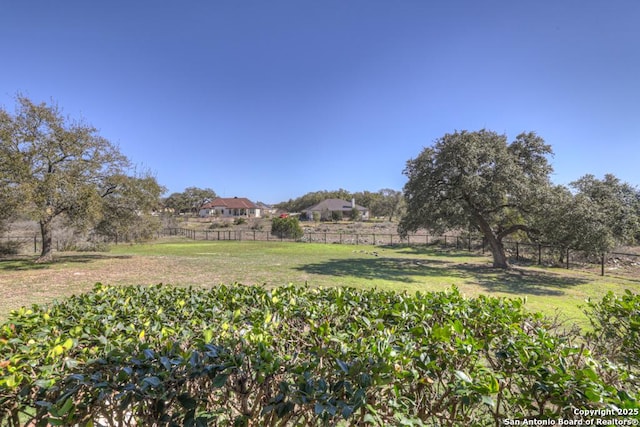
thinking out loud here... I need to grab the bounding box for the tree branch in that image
[496,224,538,241]
[100,184,119,198]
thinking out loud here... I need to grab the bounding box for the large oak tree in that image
[0,96,160,261]
[399,129,553,268]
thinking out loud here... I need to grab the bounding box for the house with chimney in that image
[302,198,369,221]
[199,197,261,218]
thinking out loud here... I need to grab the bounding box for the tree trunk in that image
[486,234,509,269]
[36,219,54,263]
[471,211,510,269]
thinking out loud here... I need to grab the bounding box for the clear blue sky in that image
[2,1,639,204]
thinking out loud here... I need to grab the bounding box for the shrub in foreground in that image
[0,284,637,426]
[585,290,640,380]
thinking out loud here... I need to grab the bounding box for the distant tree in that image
[0,96,135,262]
[519,175,639,260]
[93,173,166,242]
[162,187,217,215]
[350,207,361,221]
[399,129,553,269]
[163,192,189,215]
[375,188,404,221]
[353,191,379,215]
[275,189,352,212]
[183,187,217,215]
[532,185,609,261]
[570,174,639,247]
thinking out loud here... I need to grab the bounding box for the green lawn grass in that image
[1,239,638,328]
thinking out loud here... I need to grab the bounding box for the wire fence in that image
[2,228,639,278]
[162,227,485,247]
[158,228,640,278]
[0,233,40,254]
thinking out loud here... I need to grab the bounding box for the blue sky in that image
[2,1,639,204]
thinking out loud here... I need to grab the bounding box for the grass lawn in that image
[1,239,638,328]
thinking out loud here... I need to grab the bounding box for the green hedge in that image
[585,290,640,375]
[271,217,303,239]
[0,284,638,426]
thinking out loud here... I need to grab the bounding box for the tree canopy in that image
[571,174,639,247]
[0,110,20,233]
[0,96,164,261]
[533,174,640,257]
[275,189,352,213]
[163,187,217,215]
[93,173,165,242]
[399,129,553,268]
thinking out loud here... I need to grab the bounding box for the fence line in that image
[2,229,638,278]
[161,228,474,247]
[159,228,640,277]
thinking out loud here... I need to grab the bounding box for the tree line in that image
[275,188,405,221]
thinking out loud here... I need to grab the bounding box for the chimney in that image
[351,198,355,209]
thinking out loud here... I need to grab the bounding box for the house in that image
[302,198,369,221]
[199,197,261,218]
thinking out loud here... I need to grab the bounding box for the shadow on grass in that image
[391,245,487,259]
[295,254,590,296]
[0,254,132,272]
[294,256,464,284]
[457,264,590,296]
[0,258,50,271]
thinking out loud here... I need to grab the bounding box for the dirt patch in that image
[0,254,225,319]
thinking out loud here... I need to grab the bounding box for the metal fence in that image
[160,228,640,277]
[0,232,109,255]
[2,228,638,278]
[161,227,472,247]
[0,234,40,254]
